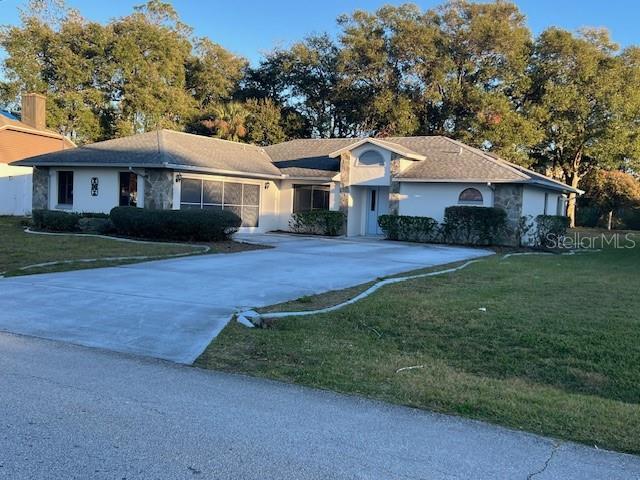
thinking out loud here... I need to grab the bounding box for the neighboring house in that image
[11,129,578,243]
[0,93,75,215]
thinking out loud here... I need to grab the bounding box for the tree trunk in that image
[607,210,613,231]
[566,174,581,228]
[565,149,584,228]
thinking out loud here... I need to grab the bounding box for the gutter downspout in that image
[487,182,495,207]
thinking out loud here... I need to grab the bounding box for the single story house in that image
[1,93,75,215]
[11,129,579,242]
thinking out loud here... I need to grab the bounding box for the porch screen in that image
[180,178,260,227]
[293,185,330,213]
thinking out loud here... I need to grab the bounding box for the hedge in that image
[31,209,81,232]
[535,215,570,247]
[442,206,508,245]
[378,214,438,242]
[289,210,345,236]
[110,207,241,241]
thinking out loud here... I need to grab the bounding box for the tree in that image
[0,1,111,143]
[244,98,285,146]
[109,1,196,134]
[189,102,248,141]
[582,170,640,230]
[337,4,421,136]
[528,28,640,226]
[1,0,247,143]
[186,38,247,109]
[337,1,540,158]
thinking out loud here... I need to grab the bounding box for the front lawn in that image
[0,216,259,276]
[197,230,640,454]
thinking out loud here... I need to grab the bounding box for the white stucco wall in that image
[0,164,32,215]
[48,167,127,213]
[398,183,494,222]
[348,144,392,186]
[346,186,367,236]
[522,186,566,219]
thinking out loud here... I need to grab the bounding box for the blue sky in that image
[0,0,637,64]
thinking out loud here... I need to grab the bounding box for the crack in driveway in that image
[527,441,561,479]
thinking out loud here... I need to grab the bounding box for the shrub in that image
[110,207,241,241]
[535,215,570,248]
[79,212,110,219]
[576,206,600,228]
[31,209,81,232]
[78,217,114,234]
[620,207,640,230]
[514,215,535,248]
[442,206,508,245]
[289,210,344,236]
[378,214,438,242]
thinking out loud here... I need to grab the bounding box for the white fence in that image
[0,164,32,215]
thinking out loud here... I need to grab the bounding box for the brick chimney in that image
[21,93,47,130]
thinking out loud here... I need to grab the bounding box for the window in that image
[458,188,483,204]
[57,171,73,205]
[357,150,384,166]
[179,178,260,227]
[293,185,330,213]
[119,172,138,207]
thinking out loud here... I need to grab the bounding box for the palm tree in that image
[200,102,248,141]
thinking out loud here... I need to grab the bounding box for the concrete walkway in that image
[0,234,490,363]
[1,332,637,480]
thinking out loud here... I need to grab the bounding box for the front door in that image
[366,187,388,235]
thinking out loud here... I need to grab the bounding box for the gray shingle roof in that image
[11,129,578,192]
[392,136,527,182]
[263,138,354,178]
[12,129,282,178]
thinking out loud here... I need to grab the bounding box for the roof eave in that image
[395,178,525,183]
[0,124,76,146]
[527,179,583,195]
[165,163,284,180]
[282,175,338,182]
[10,160,166,168]
[9,160,284,180]
[327,138,426,160]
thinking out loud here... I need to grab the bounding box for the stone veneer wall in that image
[338,152,351,233]
[493,184,523,246]
[388,153,401,215]
[32,166,50,210]
[144,169,174,209]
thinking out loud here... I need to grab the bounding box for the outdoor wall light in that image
[175,173,183,183]
[264,182,270,190]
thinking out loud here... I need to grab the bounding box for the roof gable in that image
[0,109,74,146]
[326,137,426,160]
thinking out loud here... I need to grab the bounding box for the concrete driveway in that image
[0,234,491,363]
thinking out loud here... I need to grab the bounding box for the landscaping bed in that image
[197,230,640,454]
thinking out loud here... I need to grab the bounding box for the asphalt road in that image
[1,332,638,480]
[0,234,490,363]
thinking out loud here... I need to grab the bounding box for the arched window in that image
[357,150,385,166]
[458,188,483,204]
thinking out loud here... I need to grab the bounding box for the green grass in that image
[197,230,640,454]
[0,216,260,276]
